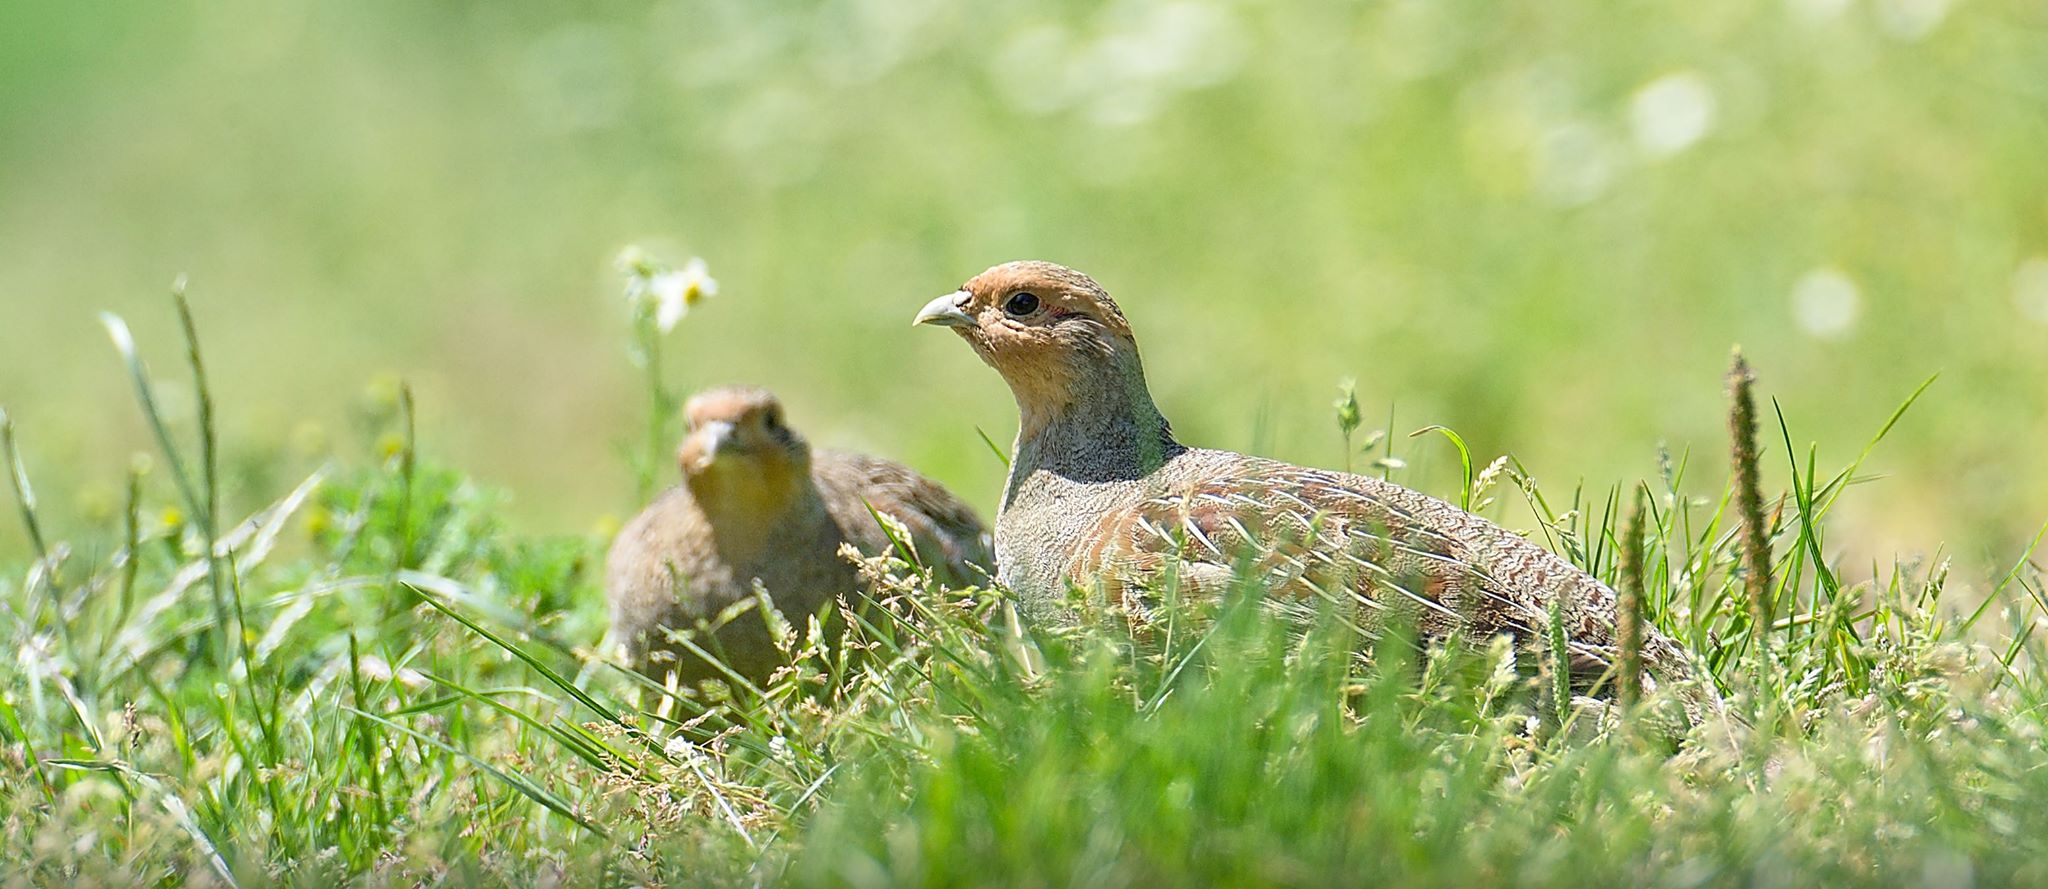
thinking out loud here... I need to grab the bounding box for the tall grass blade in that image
[48,758,240,887]
[1411,425,1475,511]
[344,707,610,838]
[1964,517,2048,632]
[400,575,623,725]
[975,426,1012,468]
[1,408,75,653]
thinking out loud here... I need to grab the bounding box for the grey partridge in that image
[606,386,992,687]
[915,261,1708,704]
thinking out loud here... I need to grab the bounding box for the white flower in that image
[648,257,718,332]
[615,244,651,275]
[618,249,719,333]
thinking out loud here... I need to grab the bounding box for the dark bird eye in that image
[1003,292,1040,317]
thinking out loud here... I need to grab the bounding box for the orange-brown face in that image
[913,261,1140,416]
[676,387,809,486]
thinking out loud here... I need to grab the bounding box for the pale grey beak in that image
[696,420,736,465]
[913,291,976,329]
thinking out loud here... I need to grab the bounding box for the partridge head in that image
[675,387,811,541]
[915,261,1149,442]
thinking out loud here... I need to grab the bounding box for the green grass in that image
[4,0,2048,562]
[3,291,2045,886]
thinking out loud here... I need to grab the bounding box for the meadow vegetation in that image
[2,291,2044,885]
[4,0,2047,562]
[5,0,2048,884]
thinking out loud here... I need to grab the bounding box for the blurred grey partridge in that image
[915,261,1709,706]
[606,386,992,687]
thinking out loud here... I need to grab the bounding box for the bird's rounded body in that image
[606,389,990,687]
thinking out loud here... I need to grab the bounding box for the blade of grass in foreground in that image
[46,758,238,887]
[976,426,1012,468]
[1816,374,1936,516]
[0,407,77,655]
[346,635,393,845]
[399,575,624,725]
[418,671,617,769]
[101,310,233,662]
[1411,425,1475,512]
[1965,517,2048,633]
[342,707,609,838]
[0,696,57,804]
[1775,405,1850,649]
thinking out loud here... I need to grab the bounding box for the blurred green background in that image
[2,0,2044,577]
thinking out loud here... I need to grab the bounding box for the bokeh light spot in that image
[2013,258,2048,325]
[1630,71,1717,158]
[1791,267,1862,339]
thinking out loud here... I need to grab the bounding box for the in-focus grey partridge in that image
[606,386,992,687]
[914,261,1708,703]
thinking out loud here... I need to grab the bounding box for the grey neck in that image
[1007,366,1184,501]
